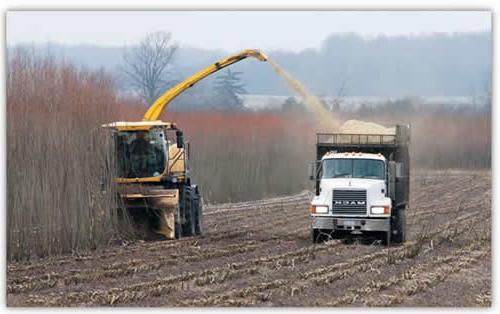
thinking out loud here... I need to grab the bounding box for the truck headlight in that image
[310,205,329,214]
[371,206,390,215]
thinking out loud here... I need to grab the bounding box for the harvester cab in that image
[104,121,186,183]
[102,49,268,241]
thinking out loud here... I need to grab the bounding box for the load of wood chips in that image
[317,120,396,144]
[339,120,396,135]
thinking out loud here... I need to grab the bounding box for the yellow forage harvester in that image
[102,49,268,240]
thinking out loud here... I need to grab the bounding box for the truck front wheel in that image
[311,229,333,243]
[311,228,323,243]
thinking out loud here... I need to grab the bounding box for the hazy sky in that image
[7,11,491,51]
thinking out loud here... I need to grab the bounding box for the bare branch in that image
[122,31,177,104]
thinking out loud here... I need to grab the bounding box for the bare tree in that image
[123,31,178,104]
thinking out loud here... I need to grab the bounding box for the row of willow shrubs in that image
[7,49,122,261]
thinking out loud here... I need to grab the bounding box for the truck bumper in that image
[311,216,390,232]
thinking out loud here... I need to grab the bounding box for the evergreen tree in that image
[282,96,305,112]
[213,69,247,111]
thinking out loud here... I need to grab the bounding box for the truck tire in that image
[312,228,329,243]
[312,228,321,243]
[391,207,406,244]
[192,186,202,236]
[384,231,391,246]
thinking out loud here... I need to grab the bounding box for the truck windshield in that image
[114,130,167,178]
[322,158,385,180]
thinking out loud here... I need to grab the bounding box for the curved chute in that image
[142,49,268,121]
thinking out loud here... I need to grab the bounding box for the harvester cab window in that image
[322,159,385,180]
[115,130,167,178]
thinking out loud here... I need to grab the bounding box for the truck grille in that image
[332,189,367,215]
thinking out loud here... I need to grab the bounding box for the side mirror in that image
[314,160,322,196]
[176,130,184,149]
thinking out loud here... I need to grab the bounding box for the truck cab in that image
[309,125,410,245]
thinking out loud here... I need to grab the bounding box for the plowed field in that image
[7,170,491,307]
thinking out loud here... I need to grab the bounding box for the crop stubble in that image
[6,170,491,307]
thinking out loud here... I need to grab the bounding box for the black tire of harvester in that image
[192,187,202,236]
[175,185,187,238]
[181,185,195,237]
[175,188,183,239]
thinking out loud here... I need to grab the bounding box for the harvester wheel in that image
[179,185,196,237]
[192,186,202,235]
[175,220,181,239]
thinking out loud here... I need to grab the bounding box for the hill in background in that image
[9,32,491,109]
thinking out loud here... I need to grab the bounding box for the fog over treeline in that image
[10,32,491,99]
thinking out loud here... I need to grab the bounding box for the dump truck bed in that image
[315,124,411,208]
[316,125,409,158]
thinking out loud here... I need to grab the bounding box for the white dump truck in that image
[309,124,410,244]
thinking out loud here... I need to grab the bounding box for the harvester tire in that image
[179,185,196,237]
[175,220,181,239]
[192,186,202,236]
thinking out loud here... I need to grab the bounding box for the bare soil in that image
[6,170,491,307]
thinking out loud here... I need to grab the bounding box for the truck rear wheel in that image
[391,207,406,244]
[384,231,391,246]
